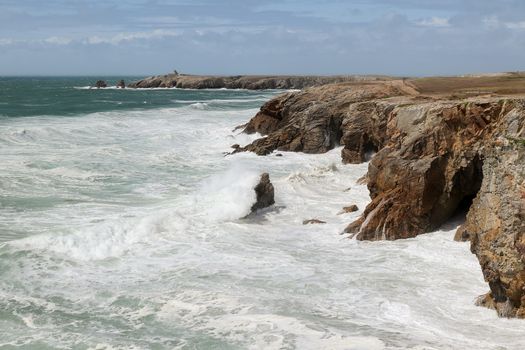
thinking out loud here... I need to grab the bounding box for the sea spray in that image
[1,78,525,349]
[194,163,261,222]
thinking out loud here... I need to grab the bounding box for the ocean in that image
[0,77,524,349]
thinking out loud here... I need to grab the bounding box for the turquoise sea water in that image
[0,77,271,118]
[1,77,525,349]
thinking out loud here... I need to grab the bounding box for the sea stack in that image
[250,173,275,213]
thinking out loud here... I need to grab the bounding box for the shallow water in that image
[1,78,524,349]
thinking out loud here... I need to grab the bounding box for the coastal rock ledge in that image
[236,75,525,318]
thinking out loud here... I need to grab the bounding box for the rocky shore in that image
[127,73,391,89]
[235,73,525,318]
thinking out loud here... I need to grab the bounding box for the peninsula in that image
[127,73,391,89]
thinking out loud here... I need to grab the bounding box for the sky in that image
[1,0,525,76]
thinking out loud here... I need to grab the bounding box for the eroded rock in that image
[338,205,359,215]
[463,139,525,318]
[235,78,525,318]
[346,100,507,241]
[235,82,413,156]
[251,173,275,213]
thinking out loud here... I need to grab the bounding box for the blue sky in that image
[1,0,525,76]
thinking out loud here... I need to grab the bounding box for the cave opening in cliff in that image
[328,116,344,149]
[362,135,380,161]
[449,155,484,221]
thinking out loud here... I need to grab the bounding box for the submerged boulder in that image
[250,173,275,213]
[303,219,326,225]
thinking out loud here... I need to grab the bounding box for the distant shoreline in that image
[127,73,393,90]
[126,71,525,93]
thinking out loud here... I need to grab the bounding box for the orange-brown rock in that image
[236,82,414,156]
[454,224,471,242]
[338,205,359,215]
[346,101,504,241]
[236,77,525,318]
[463,140,525,317]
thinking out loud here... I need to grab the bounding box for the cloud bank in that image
[1,0,524,75]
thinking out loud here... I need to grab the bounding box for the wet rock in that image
[356,176,368,185]
[338,205,359,215]
[250,173,275,213]
[95,80,107,88]
[453,224,471,242]
[303,219,326,225]
[117,80,126,88]
[475,292,496,310]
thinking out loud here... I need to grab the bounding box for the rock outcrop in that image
[117,80,126,88]
[251,173,275,213]
[236,76,525,318]
[338,205,359,214]
[235,81,417,156]
[128,74,392,90]
[94,80,107,88]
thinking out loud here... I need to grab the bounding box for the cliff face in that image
[345,100,513,240]
[127,74,391,90]
[237,79,525,318]
[465,122,525,318]
[236,81,417,156]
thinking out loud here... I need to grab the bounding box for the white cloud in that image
[505,21,525,29]
[0,36,72,46]
[483,16,500,29]
[44,36,72,45]
[416,17,450,27]
[483,16,525,30]
[85,29,180,45]
[0,38,14,46]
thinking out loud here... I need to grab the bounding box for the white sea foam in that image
[189,102,209,110]
[2,92,525,349]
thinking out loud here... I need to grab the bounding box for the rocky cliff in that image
[127,74,391,89]
[235,75,525,318]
